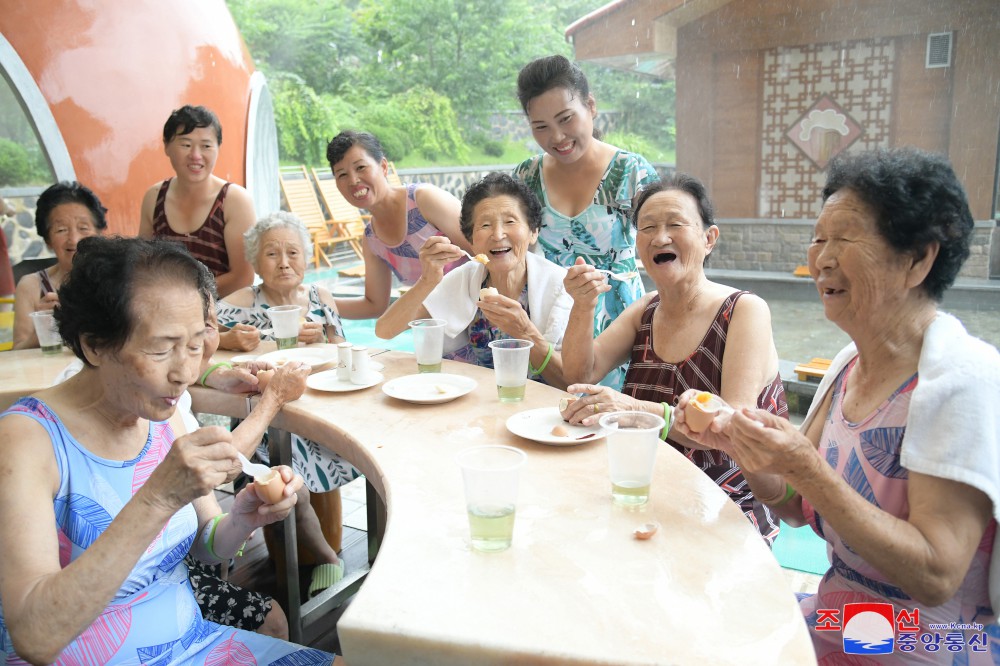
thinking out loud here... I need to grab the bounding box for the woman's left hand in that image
[562,384,642,426]
[231,466,303,529]
[478,293,534,339]
[205,365,259,394]
[298,320,325,344]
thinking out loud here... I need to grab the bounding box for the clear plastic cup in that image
[456,445,527,552]
[267,305,302,350]
[409,319,446,373]
[599,411,665,506]
[488,339,532,402]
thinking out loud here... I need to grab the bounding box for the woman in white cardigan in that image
[675,148,999,662]
[377,172,571,389]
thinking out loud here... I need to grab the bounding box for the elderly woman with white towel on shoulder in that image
[376,172,571,389]
[675,148,1000,662]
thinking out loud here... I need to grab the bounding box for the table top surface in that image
[0,344,815,665]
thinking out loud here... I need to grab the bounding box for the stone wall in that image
[710,218,995,279]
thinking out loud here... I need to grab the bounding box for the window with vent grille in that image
[926,32,953,68]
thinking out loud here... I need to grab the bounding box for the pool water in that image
[342,318,414,354]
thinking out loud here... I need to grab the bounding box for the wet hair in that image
[34,181,108,241]
[326,130,386,170]
[822,147,973,301]
[243,211,313,273]
[56,236,211,365]
[632,173,715,229]
[162,105,222,144]
[459,172,542,241]
[517,55,592,114]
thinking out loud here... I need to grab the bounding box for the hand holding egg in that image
[233,465,304,528]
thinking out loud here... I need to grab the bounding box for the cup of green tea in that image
[456,445,526,552]
[30,310,62,355]
[599,411,664,506]
[267,305,302,350]
[488,339,532,402]
[409,318,446,373]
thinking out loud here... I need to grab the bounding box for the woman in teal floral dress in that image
[513,55,660,389]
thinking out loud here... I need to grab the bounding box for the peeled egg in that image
[550,424,570,437]
[686,392,723,433]
[633,521,660,540]
[255,368,276,392]
[479,286,499,300]
[254,468,286,504]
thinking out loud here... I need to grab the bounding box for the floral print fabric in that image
[513,150,659,389]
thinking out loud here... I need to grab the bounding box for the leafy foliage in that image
[226,0,676,167]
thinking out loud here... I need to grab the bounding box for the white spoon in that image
[237,451,271,479]
[594,268,639,282]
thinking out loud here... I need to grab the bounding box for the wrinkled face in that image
[94,283,205,423]
[46,203,101,271]
[471,195,538,277]
[526,86,597,165]
[635,190,716,285]
[256,227,306,290]
[164,126,219,182]
[808,189,912,332]
[332,144,387,209]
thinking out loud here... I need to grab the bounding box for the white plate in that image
[306,370,384,392]
[256,347,338,369]
[381,373,477,404]
[506,407,608,446]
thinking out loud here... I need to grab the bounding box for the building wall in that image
[674,0,1000,221]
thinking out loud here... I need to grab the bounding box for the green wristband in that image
[660,402,673,440]
[529,342,554,376]
[773,483,797,506]
[198,361,233,387]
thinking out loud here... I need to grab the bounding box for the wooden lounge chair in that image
[793,357,832,382]
[278,166,346,268]
[310,168,367,265]
[386,161,403,187]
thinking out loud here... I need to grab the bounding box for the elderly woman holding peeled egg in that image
[560,174,788,545]
[0,236,336,664]
[375,172,572,388]
[675,148,1000,661]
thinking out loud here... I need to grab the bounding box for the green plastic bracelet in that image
[773,483,797,507]
[205,512,248,559]
[529,342,554,376]
[660,402,673,440]
[198,361,233,387]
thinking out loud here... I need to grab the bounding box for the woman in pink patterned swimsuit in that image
[677,148,999,663]
[326,130,472,319]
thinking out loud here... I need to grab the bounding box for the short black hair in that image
[632,173,715,229]
[823,147,973,301]
[460,172,542,241]
[56,236,211,364]
[326,130,385,170]
[35,181,108,241]
[162,105,222,144]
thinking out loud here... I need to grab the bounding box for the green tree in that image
[353,0,570,123]
[227,0,371,93]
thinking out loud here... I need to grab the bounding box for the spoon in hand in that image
[237,451,272,479]
[594,268,639,282]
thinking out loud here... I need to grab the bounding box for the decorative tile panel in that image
[760,39,894,218]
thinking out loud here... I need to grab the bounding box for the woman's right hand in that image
[38,291,60,310]
[260,361,310,404]
[563,257,610,308]
[147,426,238,510]
[417,236,463,284]
[219,323,261,351]
[672,389,739,454]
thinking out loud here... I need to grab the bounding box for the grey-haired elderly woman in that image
[216,211,353,596]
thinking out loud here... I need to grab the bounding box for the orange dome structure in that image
[0,0,278,236]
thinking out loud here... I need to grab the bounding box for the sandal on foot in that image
[308,561,345,598]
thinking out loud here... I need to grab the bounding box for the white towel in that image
[802,312,1000,618]
[423,251,572,355]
